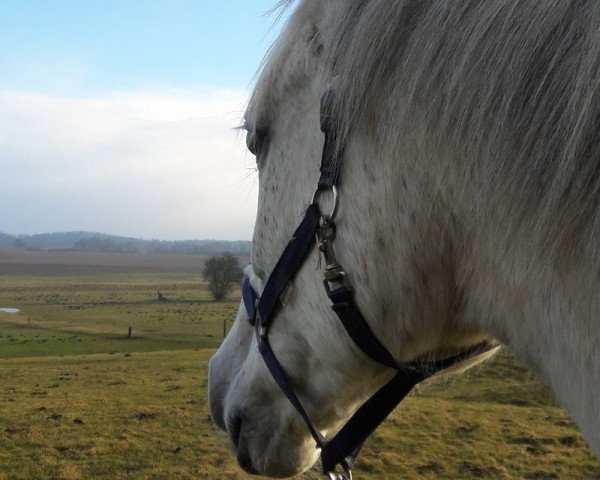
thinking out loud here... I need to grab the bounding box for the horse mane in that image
[254,0,600,262]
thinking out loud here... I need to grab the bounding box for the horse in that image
[209,0,600,477]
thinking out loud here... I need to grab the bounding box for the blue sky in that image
[0,0,281,94]
[0,1,289,240]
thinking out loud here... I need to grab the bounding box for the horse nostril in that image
[227,414,243,449]
[227,413,258,474]
[211,413,226,432]
[237,448,259,475]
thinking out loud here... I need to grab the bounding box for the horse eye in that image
[246,128,269,158]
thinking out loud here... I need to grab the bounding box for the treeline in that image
[0,232,16,247]
[0,231,251,256]
[72,236,251,255]
[5,231,99,249]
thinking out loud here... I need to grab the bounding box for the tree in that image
[203,253,243,301]
[12,238,26,249]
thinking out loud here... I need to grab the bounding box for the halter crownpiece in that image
[241,90,495,479]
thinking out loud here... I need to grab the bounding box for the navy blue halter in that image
[241,91,494,479]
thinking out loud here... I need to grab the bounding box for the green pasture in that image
[0,271,599,479]
[0,274,235,358]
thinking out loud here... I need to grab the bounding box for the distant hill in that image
[0,231,251,256]
[19,231,101,249]
[0,232,16,247]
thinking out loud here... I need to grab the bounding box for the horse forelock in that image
[254,0,600,264]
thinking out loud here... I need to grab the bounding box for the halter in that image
[241,91,494,479]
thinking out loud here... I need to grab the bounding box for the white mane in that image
[255,0,600,261]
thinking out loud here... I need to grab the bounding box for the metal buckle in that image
[322,269,347,294]
[312,185,339,222]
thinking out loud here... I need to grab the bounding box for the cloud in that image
[0,88,258,240]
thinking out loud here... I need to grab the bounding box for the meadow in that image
[0,249,599,479]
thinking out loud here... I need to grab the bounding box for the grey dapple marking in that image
[209,1,600,476]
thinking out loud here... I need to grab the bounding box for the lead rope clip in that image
[317,218,349,294]
[328,468,352,480]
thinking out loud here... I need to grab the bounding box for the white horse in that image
[209,0,600,477]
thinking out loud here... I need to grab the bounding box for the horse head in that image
[208,2,495,476]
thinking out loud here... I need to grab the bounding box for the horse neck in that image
[334,133,599,455]
[465,243,600,455]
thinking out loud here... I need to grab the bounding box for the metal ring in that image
[312,185,339,222]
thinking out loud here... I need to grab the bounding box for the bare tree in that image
[203,253,243,301]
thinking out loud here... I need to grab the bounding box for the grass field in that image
[0,249,599,479]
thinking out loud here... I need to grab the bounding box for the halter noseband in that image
[241,91,494,479]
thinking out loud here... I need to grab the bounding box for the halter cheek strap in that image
[241,91,494,479]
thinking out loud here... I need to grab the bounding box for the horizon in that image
[0,2,288,240]
[0,228,252,243]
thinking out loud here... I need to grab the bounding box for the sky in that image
[0,1,288,240]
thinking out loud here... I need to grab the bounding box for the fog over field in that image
[0,88,258,240]
[0,248,250,276]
